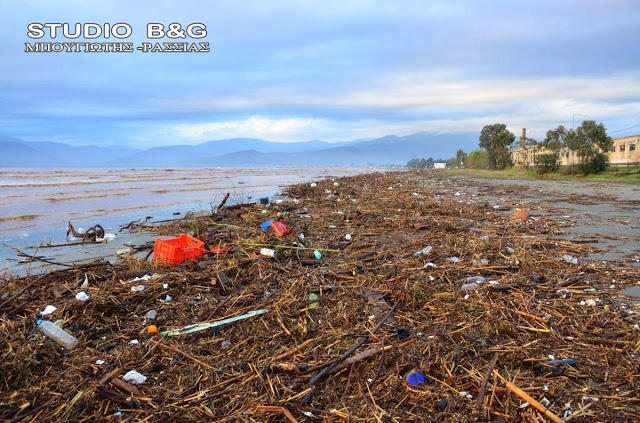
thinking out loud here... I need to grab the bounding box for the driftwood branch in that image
[477,352,499,409]
[302,302,398,404]
[493,370,565,423]
[66,221,104,243]
[1,243,72,268]
[217,192,230,210]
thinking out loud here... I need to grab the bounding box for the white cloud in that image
[170,116,321,141]
[154,72,640,113]
[333,72,640,108]
[153,72,640,141]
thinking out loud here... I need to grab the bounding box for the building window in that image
[611,146,616,152]
[621,144,626,152]
[631,143,636,151]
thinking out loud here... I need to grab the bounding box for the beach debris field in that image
[1,170,639,422]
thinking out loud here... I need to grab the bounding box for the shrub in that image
[536,153,560,174]
[466,150,490,169]
[577,152,609,175]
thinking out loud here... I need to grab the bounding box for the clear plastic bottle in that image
[37,319,79,350]
[465,276,487,283]
[146,309,157,321]
[460,282,479,291]
[413,246,433,257]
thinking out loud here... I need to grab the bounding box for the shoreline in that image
[433,170,640,266]
[0,167,369,278]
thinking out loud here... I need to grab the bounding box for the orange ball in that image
[147,325,158,334]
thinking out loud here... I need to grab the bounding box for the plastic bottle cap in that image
[148,325,158,334]
[436,399,448,410]
[406,371,425,386]
[37,319,43,325]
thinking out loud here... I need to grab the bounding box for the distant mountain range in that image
[0,132,479,167]
[0,136,141,167]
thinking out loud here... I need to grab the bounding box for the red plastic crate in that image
[270,221,292,237]
[154,234,204,265]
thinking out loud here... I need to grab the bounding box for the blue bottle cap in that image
[37,319,43,325]
[406,371,425,386]
[436,399,448,410]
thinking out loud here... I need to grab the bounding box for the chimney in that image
[521,128,526,149]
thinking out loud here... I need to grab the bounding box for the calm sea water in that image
[0,167,364,273]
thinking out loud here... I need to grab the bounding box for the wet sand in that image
[425,172,640,266]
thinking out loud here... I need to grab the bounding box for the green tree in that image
[465,150,489,169]
[566,120,612,165]
[406,158,420,168]
[425,157,434,168]
[479,123,516,169]
[542,125,571,152]
[536,153,560,174]
[456,148,467,167]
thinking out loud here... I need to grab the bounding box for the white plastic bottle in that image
[37,319,79,350]
[260,248,276,258]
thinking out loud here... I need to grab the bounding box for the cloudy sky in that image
[2,0,640,148]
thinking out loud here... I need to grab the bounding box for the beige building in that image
[609,135,639,165]
[512,134,639,167]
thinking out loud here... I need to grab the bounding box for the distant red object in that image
[514,208,527,220]
[154,234,204,265]
[270,221,293,237]
[211,246,228,254]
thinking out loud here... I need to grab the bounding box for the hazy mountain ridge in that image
[0,132,478,167]
[22,140,141,164]
[0,136,143,167]
[0,141,70,167]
